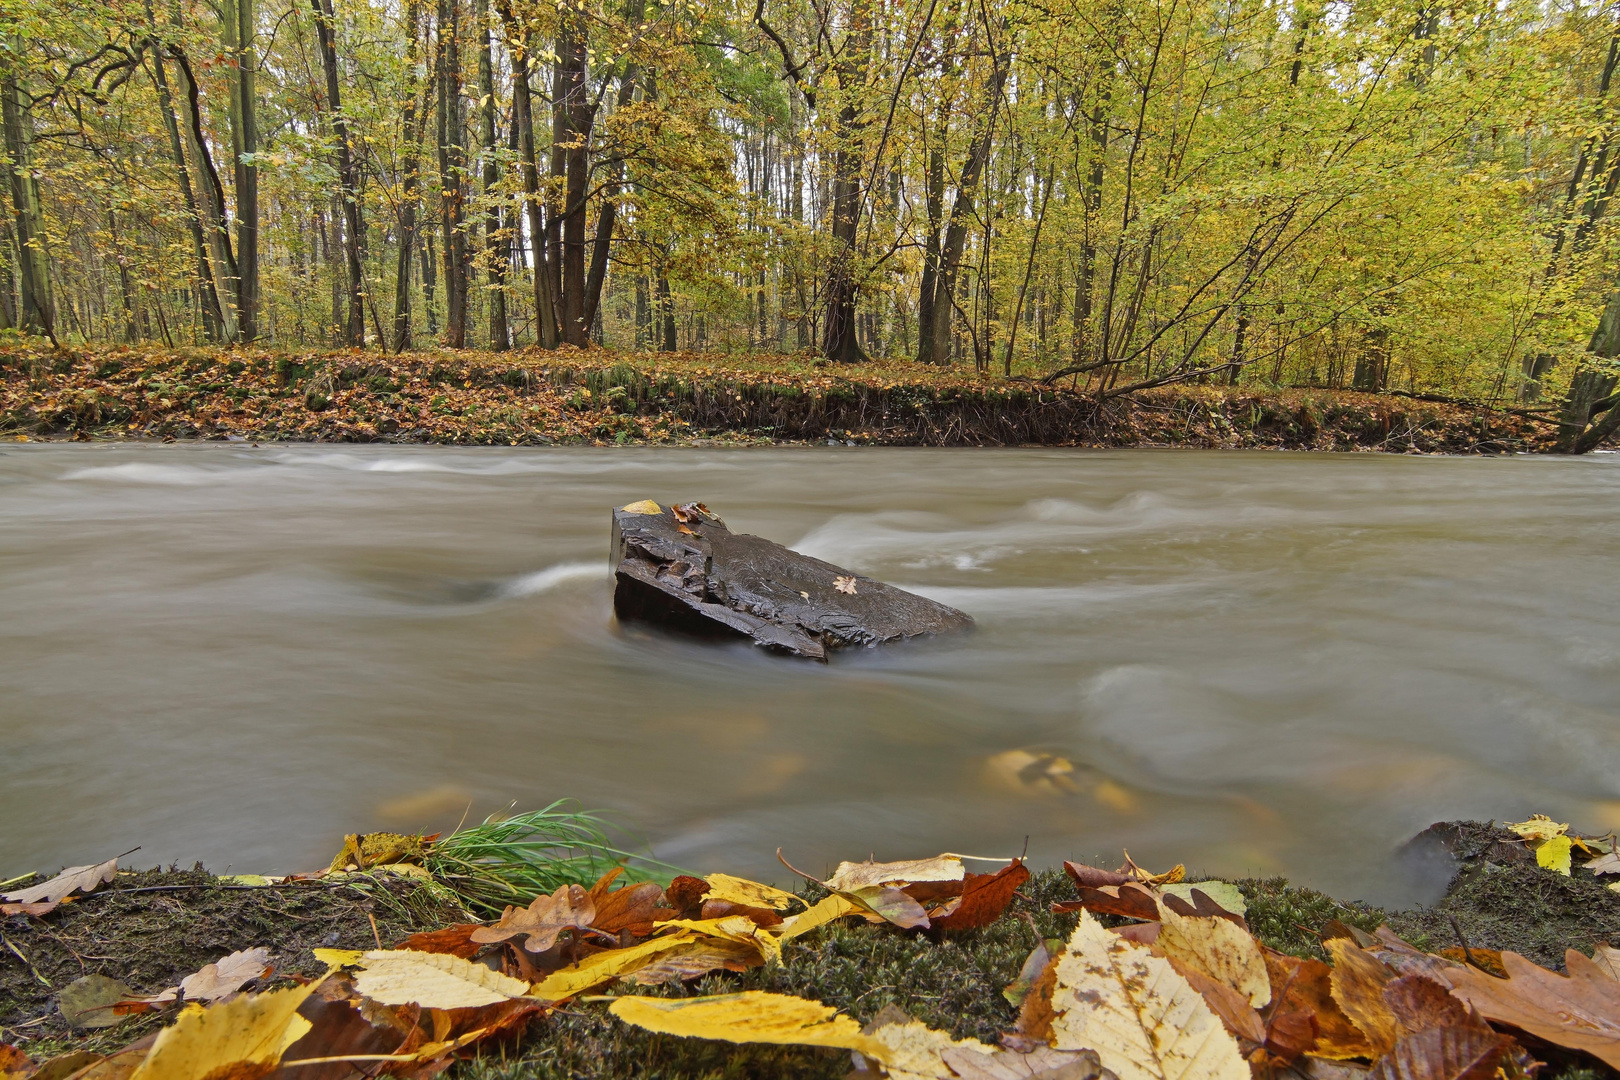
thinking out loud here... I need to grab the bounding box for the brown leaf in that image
[1322,921,1379,948]
[594,882,667,934]
[277,973,416,1080]
[1265,1009,1322,1063]
[1176,964,1267,1045]
[833,575,857,594]
[1593,944,1620,982]
[1063,861,1135,889]
[623,939,762,986]
[1114,922,1161,946]
[1264,948,1376,1060]
[1052,882,1160,922]
[468,884,595,953]
[586,868,625,904]
[1442,948,1620,1069]
[0,902,57,918]
[664,875,710,919]
[1381,976,1479,1035]
[901,878,966,906]
[1328,938,1402,1058]
[0,1044,32,1080]
[1366,1026,1514,1080]
[698,899,784,927]
[1014,953,1061,1046]
[2,859,119,912]
[397,925,485,959]
[1436,949,1505,979]
[931,860,1031,931]
[1161,890,1247,929]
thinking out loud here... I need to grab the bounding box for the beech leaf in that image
[608,991,888,1059]
[1365,1026,1514,1080]
[127,982,319,1080]
[1155,904,1270,1008]
[350,950,530,1009]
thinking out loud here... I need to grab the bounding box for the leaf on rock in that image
[1063,861,1135,889]
[701,872,806,912]
[1327,938,1401,1058]
[127,982,319,1080]
[1365,1026,1514,1080]
[1050,910,1249,1080]
[608,991,888,1058]
[942,1045,1115,1080]
[1536,836,1573,875]
[1504,815,1566,843]
[58,976,137,1030]
[351,949,530,1009]
[468,883,595,952]
[1263,948,1375,1061]
[834,576,858,595]
[397,924,485,958]
[180,948,273,1003]
[775,894,859,943]
[1441,947,1620,1068]
[1156,904,1271,1007]
[624,938,763,986]
[3,859,119,911]
[532,934,701,1000]
[619,500,662,514]
[931,860,1030,931]
[1586,852,1620,876]
[824,854,964,893]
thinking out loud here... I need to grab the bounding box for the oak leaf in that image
[2,859,118,913]
[468,883,594,952]
[1441,947,1620,1068]
[1586,852,1620,875]
[127,982,319,1080]
[608,991,888,1058]
[350,950,530,1009]
[834,576,858,594]
[1159,882,1248,919]
[1050,910,1249,1080]
[1052,882,1160,922]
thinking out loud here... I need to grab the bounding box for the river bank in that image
[4,821,1618,1079]
[0,342,1570,452]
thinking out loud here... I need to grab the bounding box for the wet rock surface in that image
[610,502,974,661]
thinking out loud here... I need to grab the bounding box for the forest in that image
[4,0,1620,440]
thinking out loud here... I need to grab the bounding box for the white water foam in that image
[496,561,604,598]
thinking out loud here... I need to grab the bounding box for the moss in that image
[1236,877,1386,959]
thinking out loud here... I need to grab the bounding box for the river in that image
[2,444,1617,906]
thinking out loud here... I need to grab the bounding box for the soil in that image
[4,823,1616,1079]
[0,342,1574,452]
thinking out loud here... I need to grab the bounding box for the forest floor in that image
[0,340,1577,452]
[4,822,1618,1079]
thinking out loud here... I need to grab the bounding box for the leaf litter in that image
[4,814,1620,1080]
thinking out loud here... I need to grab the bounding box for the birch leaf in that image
[823,855,964,892]
[128,982,319,1080]
[1050,910,1249,1080]
[351,950,529,1009]
[1155,905,1270,1008]
[702,873,805,911]
[1536,836,1572,875]
[775,894,859,943]
[608,991,888,1058]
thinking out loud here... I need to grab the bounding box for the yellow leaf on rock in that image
[608,991,887,1058]
[1156,905,1271,1008]
[1505,815,1568,844]
[619,500,662,514]
[313,949,364,969]
[128,982,318,1080]
[823,855,963,892]
[1051,910,1248,1080]
[775,894,858,943]
[351,950,529,1008]
[702,873,805,911]
[1538,835,1573,875]
[866,1017,995,1080]
[533,934,700,1000]
[655,916,781,963]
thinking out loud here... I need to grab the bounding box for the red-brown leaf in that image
[930,860,1030,931]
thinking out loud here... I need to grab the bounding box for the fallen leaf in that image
[1381,975,1479,1035]
[127,982,318,1080]
[824,855,964,893]
[532,933,703,1000]
[1586,851,1620,875]
[26,1050,99,1080]
[397,924,484,958]
[775,893,859,943]
[846,884,932,929]
[1014,952,1061,1046]
[620,500,662,514]
[930,860,1030,931]
[1328,938,1401,1057]
[1175,965,1266,1045]
[864,1011,997,1080]
[1365,1025,1514,1080]
[1435,949,1505,979]
[0,902,56,917]
[1593,944,1620,982]
[1442,947,1620,1068]
[1050,910,1249,1080]
[350,949,530,1009]
[468,884,595,952]
[1143,864,1187,886]
[58,975,137,1029]
[1263,948,1375,1060]
[699,898,784,927]
[701,872,806,911]
[664,875,711,918]
[608,991,888,1058]
[942,1045,1114,1080]
[623,938,763,985]
[1504,814,1566,843]
[1005,939,1060,1008]
[1052,882,1160,922]
[312,948,364,969]
[1156,904,1271,1007]
[1537,835,1573,875]
[0,1045,31,1080]
[655,915,781,963]
[1063,861,1135,889]
[834,576,858,594]
[3,859,119,910]
[1160,882,1248,918]
[592,881,666,934]
[180,947,273,1002]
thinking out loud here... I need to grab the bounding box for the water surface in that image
[3,444,1617,905]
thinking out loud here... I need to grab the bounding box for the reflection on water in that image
[2,444,1617,906]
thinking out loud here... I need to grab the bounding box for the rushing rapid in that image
[2,444,1617,906]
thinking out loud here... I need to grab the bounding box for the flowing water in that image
[3,444,1618,906]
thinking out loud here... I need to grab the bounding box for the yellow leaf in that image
[128,982,318,1080]
[823,855,963,892]
[533,934,700,1000]
[1156,905,1271,1008]
[1538,835,1573,876]
[313,948,364,969]
[1505,815,1568,844]
[608,991,887,1058]
[619,500,662,514]
[702,873,805,911]
[865,1016,995,1080]
[655,916,781,963]
[1051,911,1248,1080]
[351,950,529,1008]
[774,894,858,943]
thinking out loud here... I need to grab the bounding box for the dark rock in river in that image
[610,501,973,661]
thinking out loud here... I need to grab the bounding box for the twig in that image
[1447,914,1482,971]
[1,931,51,988]
[0,872,38,890]
[367,912,383,951]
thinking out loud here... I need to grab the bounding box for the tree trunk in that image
[657,272,675,351]
[582,28,641,334]
[312,0,365,345]
[821,0,872,364]
[476,0,508,350]
[2,73,52,339]
[915,142,944,363]
[168,37,239,342]
[498,6,559,347]
[435,0,467,347]
[224,0,258,341]
[393,0,425,351]
[555,12,590,345]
